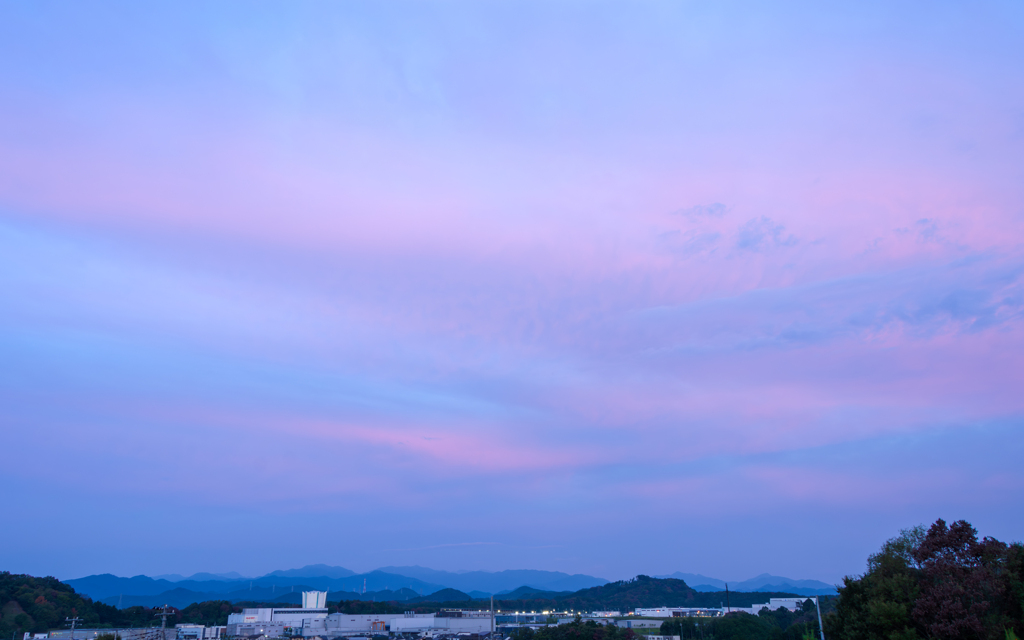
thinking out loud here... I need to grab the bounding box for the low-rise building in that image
[633,609,721,619]
[617,620,662,629]
[176,625,205,640]
[304,613,401,637]
[390,611,494,635]
[730,598,813,616]
[174,625,224,640]
[227,606,329,637]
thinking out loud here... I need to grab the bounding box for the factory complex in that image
[215,592,818,638]
[26,592,820,640]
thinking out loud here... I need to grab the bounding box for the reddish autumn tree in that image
[910,519,1009,640]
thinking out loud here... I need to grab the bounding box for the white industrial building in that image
[389,611,494,635]
[175,626,226,640]
[226,595,499,639]
[226,592,330,638]
[635,598,816,619]
[226,608,328,638]
[633,608,722,618]
[729,598,813,616]
[617,620,662,629]
[302,614,399,637]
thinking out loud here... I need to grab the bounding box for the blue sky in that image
[1,0,1023,583]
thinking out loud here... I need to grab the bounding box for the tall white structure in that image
[227,606,329,638]
[302,591,328,609]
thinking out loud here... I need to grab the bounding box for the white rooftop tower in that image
[302,591,327,609]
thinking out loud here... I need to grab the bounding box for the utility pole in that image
[490,595,494,638]
[66,616,83,640]
[813,597,825,640]
[725,583,730,614]
[154,605,173,640]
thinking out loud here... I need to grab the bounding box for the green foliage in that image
[661,606,822,640]
[513,618,637,640]
[827,520,1024,640]
[177,601,236,626]
[826,527,923,640]
[662,612,775,640]
[0,571,120,637]
[0,573,242,639]
[553,576,695,610]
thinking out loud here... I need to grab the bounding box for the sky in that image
[1,0,1023,585]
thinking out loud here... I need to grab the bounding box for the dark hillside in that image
[409,588,472,602]
[0,572,122,636]
[501,586,571,599]
[0,573,240,637]
[553,575,694,610]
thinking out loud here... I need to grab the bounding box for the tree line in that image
[513,617,638,640]
[0,573,239,638]
[658,597,832,640]
[651,519,1024,640]
[826,519,1023,640]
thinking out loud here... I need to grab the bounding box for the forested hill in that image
[482,576,801,612]
[0,572,239,639]
[553,575,696,609]
[0,572,116,636]
[546,575,800,610]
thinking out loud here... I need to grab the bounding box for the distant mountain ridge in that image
[266,565,356,580]
[65,571,448,603]
[153,572,251,582]
[64,565,835,608]
[64,566,608,605]
[656,572,837,596]
[374,566,605,594]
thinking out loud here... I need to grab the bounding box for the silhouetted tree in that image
[911,519,1010,640]
[827,519,1024,640]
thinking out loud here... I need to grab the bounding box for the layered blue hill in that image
[656,572,837,596]
[66,565,835,608]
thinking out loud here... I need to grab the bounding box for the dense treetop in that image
[826,519,1024,640]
